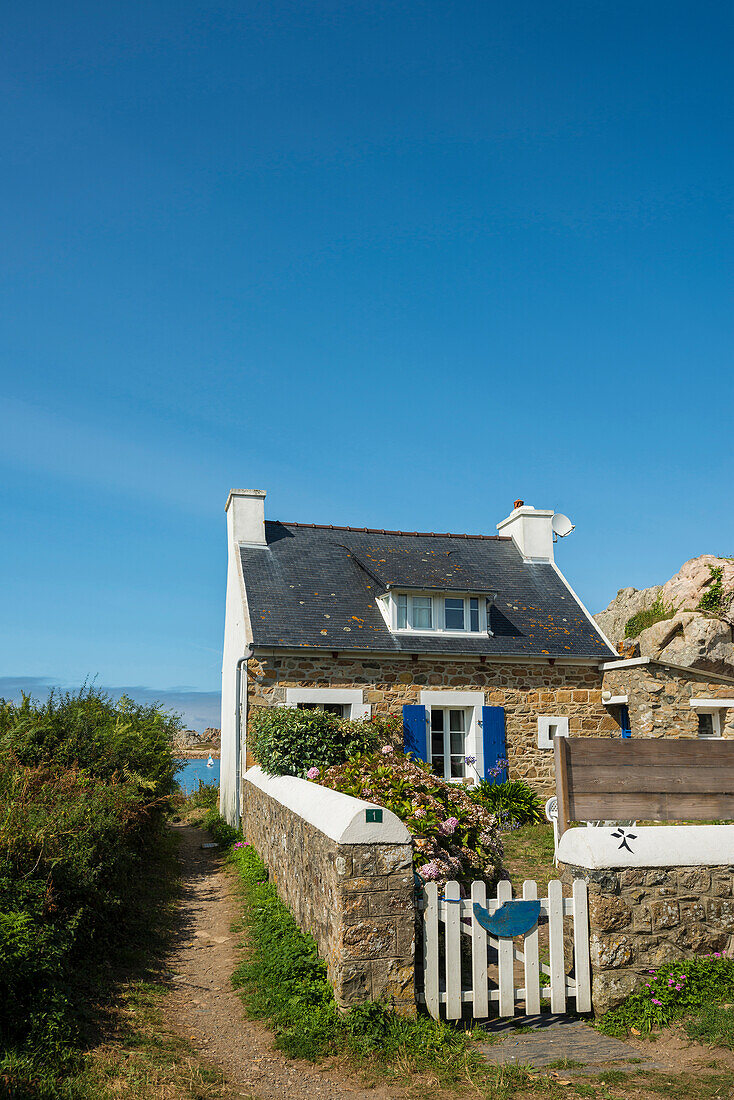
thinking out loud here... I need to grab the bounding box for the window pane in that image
[297,702,319,710]
[432,757,445,777]
[449,709,464,732]
[323,703,346,716]
[432,730,444,754]
[397,593,408,629]
[450,730,463,754]
[431,709,444,731]
[450,756,464,778]
[445,597,464,630]
[412,596,433,629]
[698,713,715,738]
[470,597,479,632]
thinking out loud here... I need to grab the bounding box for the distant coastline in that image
[174,748,221,760]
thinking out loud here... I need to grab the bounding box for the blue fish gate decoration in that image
[472,899,541,938]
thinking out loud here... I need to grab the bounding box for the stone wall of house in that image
[241,776,416,1014]
[559,860,734,1014]
[602,664,734,739]
[247,653,614,793]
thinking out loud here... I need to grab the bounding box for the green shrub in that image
[599,954,734,1036]
[0,688,178,1064]
[0,760,150,1056]
[470,778,545,827]
[624,596,677,639]
[0,687,178,801]
[249,706,392,778]
[698,565,730,615]
[173,779,219,812]
[320,749,503,887]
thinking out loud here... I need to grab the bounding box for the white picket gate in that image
[421,878,591,1020]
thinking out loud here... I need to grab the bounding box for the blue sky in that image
[1,1,732,729]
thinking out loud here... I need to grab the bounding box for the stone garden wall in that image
[241,767,416,1014]
[247,653,613,792]
[558,826,734,1014]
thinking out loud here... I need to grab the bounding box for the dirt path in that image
[164,824,404,1100]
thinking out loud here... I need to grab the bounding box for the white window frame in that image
[420,690,485,783]
[390,591,487,636]
[538,715,569,750]
[689,699,733,741]
[285,688,371,721]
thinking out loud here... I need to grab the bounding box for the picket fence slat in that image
[572,878,592,1012]
[423,882,440,1019]
[547,880,566,1013]
[444,880,462,1020]
[422,877,590,1021]
[522,879,541,1015]
[470,880,489,1019]
[496,879,514,1017]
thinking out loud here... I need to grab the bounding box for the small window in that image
[697,711,721,739]
[444,598,465,630]
[297,702,350,719]
[470,597,480,632]
[538,715,569,749]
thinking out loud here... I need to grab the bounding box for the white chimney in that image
[226,489,267,548]
[496,500,555,563]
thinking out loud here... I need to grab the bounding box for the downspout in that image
[234,643,255,830]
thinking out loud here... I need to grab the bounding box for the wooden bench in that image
[554,736,734,839]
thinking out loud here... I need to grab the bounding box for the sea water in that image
[175,757,220,794]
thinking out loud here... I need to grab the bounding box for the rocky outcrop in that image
[596,556,734,677]
[173,729,202,750]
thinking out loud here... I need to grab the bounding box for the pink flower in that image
[715,952,722,958]
[413,807,427,819]
[306,767,320,780]
[439,817,459,836]
[675,985,682,991]
[418,861,443,881]
[652,998,662,1006]
[380,745,394,755]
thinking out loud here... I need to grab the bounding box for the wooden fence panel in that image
[421,878,590,1021]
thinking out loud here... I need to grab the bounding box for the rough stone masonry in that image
[241,778,416,1015]
[560,861,734,1014]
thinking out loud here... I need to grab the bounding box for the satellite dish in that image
[551,513,575,538]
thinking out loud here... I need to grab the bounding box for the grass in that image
[624,597,677,639]
[0,826,224,1100]
[684,1003,734,1048]
[500,823,557,893]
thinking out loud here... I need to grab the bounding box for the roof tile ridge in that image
[270,520,508,541]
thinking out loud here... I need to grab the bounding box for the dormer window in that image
[391,592,486,634]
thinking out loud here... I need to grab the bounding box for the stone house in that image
[219,490,734,826]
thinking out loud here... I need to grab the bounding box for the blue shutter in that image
[403,704,428,762]
[619,704,632,739]
[482,706,507,784]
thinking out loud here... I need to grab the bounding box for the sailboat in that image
[206,754,214,768]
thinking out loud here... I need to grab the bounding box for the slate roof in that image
[240,522,615,659]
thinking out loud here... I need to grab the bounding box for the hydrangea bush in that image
[319,746,504,888]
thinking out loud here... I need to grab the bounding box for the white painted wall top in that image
[226,488,267,547]
[496,505,555,563]
[557,824,734,868]
[244,766,411,844]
